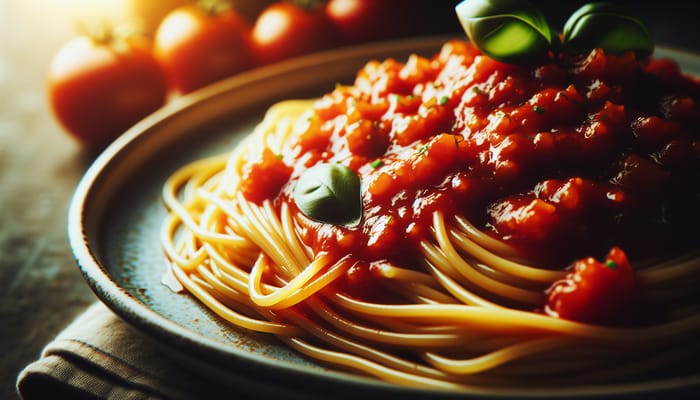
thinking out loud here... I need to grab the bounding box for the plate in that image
[68,37,700,399]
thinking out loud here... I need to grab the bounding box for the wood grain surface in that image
[0,2,98,398]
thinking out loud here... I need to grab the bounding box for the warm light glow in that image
[253,8,291,44]
[40,0,128,21]
[0,0,136,83]
[7,0,130,44]
[48,36,113,79]
[155,10,197,50]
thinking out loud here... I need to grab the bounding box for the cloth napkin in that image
[16,302,238,400]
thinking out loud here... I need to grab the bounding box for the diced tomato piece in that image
[546,247,636,325]
[631,115,681,151]
[239,148,293,204]
[345,119,389,156]
[488,196,560,241]
[612,154,670,193]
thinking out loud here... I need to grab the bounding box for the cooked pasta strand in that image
[160,95,700,392]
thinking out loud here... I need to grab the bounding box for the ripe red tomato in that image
[325,0,414,44]
[154,3,253,94]
[546,246,637,325]
[251,1,336,66]
[47,35,168,149]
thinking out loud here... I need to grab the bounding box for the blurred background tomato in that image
[154,2,253,94]
[33,0,464,148]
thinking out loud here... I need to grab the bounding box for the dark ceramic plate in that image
[68,37,700,399]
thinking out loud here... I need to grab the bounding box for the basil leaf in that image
[455,0,554,64]
[562,2,653,57]
[293,163,362,228]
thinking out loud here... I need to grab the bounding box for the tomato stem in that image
[75,20,143,51]
[75,20,113,44]
[290,0,327,12]
[196,0,232,16]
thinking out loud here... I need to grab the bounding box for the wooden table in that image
[1,1,697,399]
[0,2,99,399]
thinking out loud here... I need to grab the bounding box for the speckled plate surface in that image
[68,38,700,399]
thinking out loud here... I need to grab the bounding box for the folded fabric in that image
[16,302,238,400]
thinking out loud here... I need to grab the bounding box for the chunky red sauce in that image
[546,246,637,325]
[240,40,699,298]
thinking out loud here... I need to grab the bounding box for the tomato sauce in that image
[240,40,699,293]
[546,246,638,325]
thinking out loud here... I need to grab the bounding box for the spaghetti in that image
[162,40,700,388]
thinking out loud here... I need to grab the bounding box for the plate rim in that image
[67,36,700,398]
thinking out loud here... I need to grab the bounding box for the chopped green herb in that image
[472,86,484,95]
[605,260,618,269]
[370,159,383,168]
[533,105,545,114]
[438,95,449,105]
[416,144,429,155]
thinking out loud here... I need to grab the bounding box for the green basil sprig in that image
[454,0,654,64]
[293,163,362,228]
[455,0,555,64]
[562,2,654,57]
